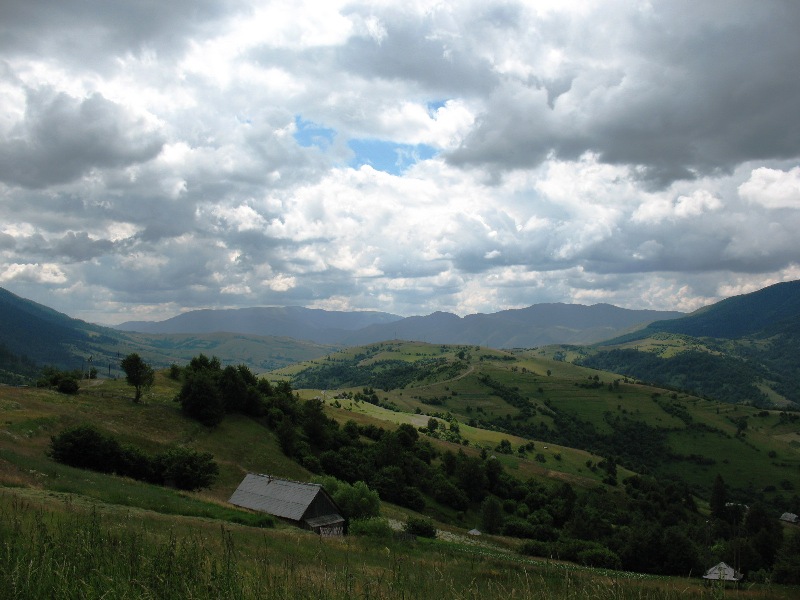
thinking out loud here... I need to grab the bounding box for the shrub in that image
[50,425,218,491]
[404,517,436,539]
[49,425,123,472]
[349,517,394,539]
[502,518,537,539]
[56,377,80,394]
[519,540,551,557]
[154,447,219,491]
[176,369,225,427]
[577,547,622,570]
[313,476,380,520]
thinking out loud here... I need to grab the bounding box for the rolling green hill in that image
[0,286,334,381]
[572,281,800,407]
[2,341,800,594]
[277,341,800,500]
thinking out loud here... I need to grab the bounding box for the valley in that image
[2,281,800,596]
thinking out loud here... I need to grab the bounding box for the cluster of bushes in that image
[348,517,395,540]
[49,424,218,490]
[174,355,293,427]
[520,539,622,569]
[404,517,436,539]
[312,475,380,521]
[37,367,90,394]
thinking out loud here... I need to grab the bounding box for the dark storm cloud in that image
[0,0,245,68]
[336,7,499,95]
[0,89,164,188]
[2,0,799,323]
[447,1,800,187]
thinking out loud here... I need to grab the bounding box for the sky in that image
[1,0,800,325]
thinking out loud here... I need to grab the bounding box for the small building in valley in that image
[229,474,345,536]
[780,512,798,524]
[702,562,742,582]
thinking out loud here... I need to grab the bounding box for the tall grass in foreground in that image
[0,491,791,599]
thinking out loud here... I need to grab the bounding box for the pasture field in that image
[2,341,800,598]
[1,486,796,600]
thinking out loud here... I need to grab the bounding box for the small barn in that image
[780,512,798,524]
[229,474,345,536]
[702,562,742,582]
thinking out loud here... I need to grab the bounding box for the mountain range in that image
[116,303,684,348]
[3,280,800,408]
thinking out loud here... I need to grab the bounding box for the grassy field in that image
[283,341,800,497]
[1,486,795,600]
[2,342,800,598]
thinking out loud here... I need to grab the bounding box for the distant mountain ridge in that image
[117,306,404,343]
[116,302,685,348]
[603,280,800,344]
[0,288,334,378]
[581,280,800,406]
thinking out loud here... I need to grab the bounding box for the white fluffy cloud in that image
[0,0,799,324]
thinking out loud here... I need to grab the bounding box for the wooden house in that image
[229,474,345,536]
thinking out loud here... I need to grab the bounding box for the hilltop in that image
[574,280,800,407]
[0,286,334,382]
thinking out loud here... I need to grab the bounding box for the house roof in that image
[780,512,798,522]
[229,474,331,522]
[703,562,742,581]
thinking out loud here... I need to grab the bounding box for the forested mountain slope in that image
[578,280,800,406]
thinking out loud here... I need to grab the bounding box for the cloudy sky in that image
[2,0,800,325]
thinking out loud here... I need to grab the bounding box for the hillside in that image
[116,302,683,348]
[0,287,334,380]
[573,280,800,407]
[279,341,800,497]
[2,342,800,593]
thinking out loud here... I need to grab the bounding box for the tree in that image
[710,474,727,520]
[481,496,504,534]
[120,353,155,403]
[177,369,225,427]
[154,447,219,490]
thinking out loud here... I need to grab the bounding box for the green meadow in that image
[2,341,800,597]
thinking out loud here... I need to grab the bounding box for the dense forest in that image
[578,349,771,406]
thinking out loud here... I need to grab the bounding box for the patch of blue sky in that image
[426,99,448,115]
[348,139,438,175]
[293,115,336,150]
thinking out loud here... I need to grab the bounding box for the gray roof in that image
[703,562,742,581]
[229,474,328,521]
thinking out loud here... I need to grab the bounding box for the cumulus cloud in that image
[0,0,799,324]
[0,88,164,188]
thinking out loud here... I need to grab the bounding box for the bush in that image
[349,517,394,539]
[577,547,622,570]
[404,517,436,539]
[56,377,80,394]
[519,540,552,558]
[176,369,225,427]
[49,425,124,472]
[313,476,380,521]
[154,447,219,491]
[50,425,218,490]
[502,518,540,539]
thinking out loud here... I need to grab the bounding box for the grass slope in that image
[1,350,799,597]
[276,341,800,500]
